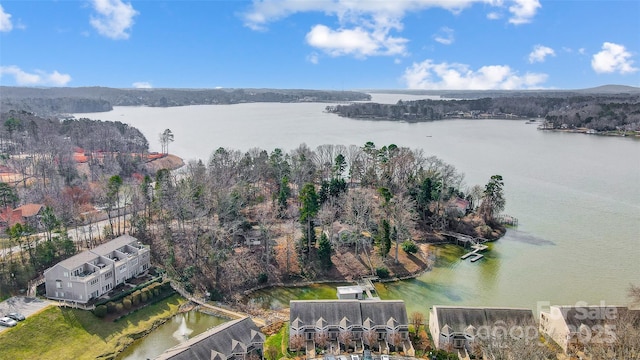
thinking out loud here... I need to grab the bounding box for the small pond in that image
[117,310,228,360]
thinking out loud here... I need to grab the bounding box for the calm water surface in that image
[117,311,227,360]
[75,95,640,316]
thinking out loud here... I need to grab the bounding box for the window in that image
[104,271,113,279]
[132,258,138,266]
[67,282,73,288]
[56,280,62,289]
[119,266,127,273]
[90,279,99,286]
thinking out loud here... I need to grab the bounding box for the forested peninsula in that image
[0,104,506,300]
[328,93,640,133]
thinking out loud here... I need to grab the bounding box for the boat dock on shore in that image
[439,231,489,263]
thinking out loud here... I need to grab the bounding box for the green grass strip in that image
[0,294,185,360]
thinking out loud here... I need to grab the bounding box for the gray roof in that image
[290,300,363,328]
[90,234,139,255]
[361,301,408,327]
[290,300,409,330]
[155,317,264,360]
[433,306,535,333]
[50,234,139,271]
[53,250,100,271]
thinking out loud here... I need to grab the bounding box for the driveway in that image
[0,296,53,333]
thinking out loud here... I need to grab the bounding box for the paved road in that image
[0,213,131,259]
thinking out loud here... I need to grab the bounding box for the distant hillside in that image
[0,86,372,116]
[575,84,640,94]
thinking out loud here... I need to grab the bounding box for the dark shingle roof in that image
[361,301,408,327]
[290,300,363,327]
[290,300,409,330]
[433,306,535,333]
[156,317,264,360]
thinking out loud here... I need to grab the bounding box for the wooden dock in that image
[438,231,489,263]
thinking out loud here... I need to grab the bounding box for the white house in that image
[539,305,638,354]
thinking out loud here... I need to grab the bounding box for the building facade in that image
[539,305,638,354]
[289,300,413,356]
[429,306,536,353]
[44,234,150,304]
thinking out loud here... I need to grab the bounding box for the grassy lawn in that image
[0,294,185,360]
[264,322,288,359]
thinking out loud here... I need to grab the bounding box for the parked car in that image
[337,355,348,360]
[0,316,17,327]
[351,355,360,360]
[380,355,390,360]
[6,312,25,321]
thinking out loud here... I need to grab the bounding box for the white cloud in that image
[402,59,547,90]
[90,0,138,40]
[528,44,555,63]
[132,81,152,88]
[0,66,72,86]
[578,48,586,55]
[306,52,319,64]
[508,0,541,25]
[0,4,13,32]
[591,42,638,74]
[487,11,502,20]
[243,1,540,57]
[433,27,454,45]
[306,24,407,58]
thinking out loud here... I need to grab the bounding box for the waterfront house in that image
[539,305,639,354]
[429,306,536,353]
[43,234,150,304]
[289,300,413,356]
[155,317,265,360]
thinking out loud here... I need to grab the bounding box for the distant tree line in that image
[0,86,372,115]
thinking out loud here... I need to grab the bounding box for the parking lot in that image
[0,296,53,333]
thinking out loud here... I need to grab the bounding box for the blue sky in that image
[0,0,638,90]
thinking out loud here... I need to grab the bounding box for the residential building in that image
[155,317,265,360]
[539,305,639,354]
[289,300,413,356]
[0,203,44,230]
[43,234,150,304]
[429,305,536,353]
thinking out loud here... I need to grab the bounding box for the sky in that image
[0,0,639,90]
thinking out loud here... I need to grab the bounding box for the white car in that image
[350,355,360,360]
[0,316,17,327]
[381,355,390,360]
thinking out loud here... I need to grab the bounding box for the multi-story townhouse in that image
[43,234,150,304]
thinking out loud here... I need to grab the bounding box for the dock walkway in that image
[438,231,489,263]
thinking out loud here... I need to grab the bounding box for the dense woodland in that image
[0,108,506,301]
[0,110,155,296]
[327,95,640,131]
[0,87,371,115]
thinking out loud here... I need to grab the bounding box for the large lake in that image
[74,94,640,316]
